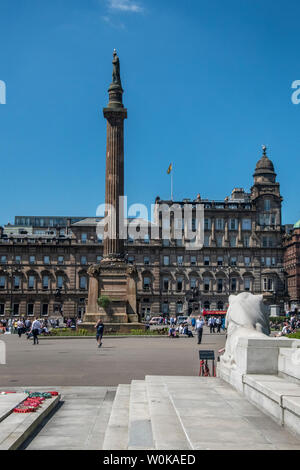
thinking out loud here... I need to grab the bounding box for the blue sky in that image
[0,0,299,226]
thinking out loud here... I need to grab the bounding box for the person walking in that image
[95,319,104,348]
[31,317,42,345]
[195,316,204,344]
[216,316,222,334]
[17,319,24,338]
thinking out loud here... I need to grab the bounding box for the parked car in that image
[149,316,163,325]
[177,316,188,325]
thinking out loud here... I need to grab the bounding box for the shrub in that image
[97,295,111,309]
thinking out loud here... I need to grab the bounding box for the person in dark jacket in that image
[95,319,104,348]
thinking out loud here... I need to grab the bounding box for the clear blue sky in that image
[0,0,299,226]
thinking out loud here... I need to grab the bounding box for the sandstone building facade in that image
[0,147,288,320]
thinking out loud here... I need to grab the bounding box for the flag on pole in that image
[167,163,172,174]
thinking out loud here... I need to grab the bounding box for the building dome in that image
[254,146,275,174]
[253,146,276,183]
[294,220,300,229]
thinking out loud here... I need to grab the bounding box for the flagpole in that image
[171,162,173,201]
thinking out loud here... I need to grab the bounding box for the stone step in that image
[128,380,154,450]
[102,384,130,450]
[0,395,60,450]
[145,376,192,450]
[0,393,27,423]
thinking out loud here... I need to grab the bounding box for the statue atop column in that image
[112,49,122,87]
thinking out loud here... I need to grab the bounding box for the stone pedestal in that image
[81,259,145,332]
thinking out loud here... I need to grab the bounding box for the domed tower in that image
[251,146,285,307]
[251,145,282,227]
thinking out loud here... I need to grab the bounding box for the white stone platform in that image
[16,379,300,450]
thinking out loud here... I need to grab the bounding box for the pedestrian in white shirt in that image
[31,318,42,345]
[195,316,205,344]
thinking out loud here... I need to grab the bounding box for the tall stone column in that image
[103,49,127,259]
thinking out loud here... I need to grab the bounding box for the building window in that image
[177,256,183,266]
[204,235,210,247]
[162,239,170,247]
[242,219,251,230]
[144,234,150,244]
[264,199,271,211]
[14,276,20,289]
[203,301,210,310]
[216,235,223,247]
[217,279,223,292]
[243,235,250,247]
[163,256,170,266]
[162,301,169,314]
[28,275,35,289]
[204,218,211,230]
[263,277,273,291]
[13,304,19,316]
[204,278,210,292]
[190,277,196,289]
[27,304,34,316]
[29,256,35,264]
[229,219,238,230]
[97,256,102,263]
[81,256,87,265]
[15,256,21,264]
[190,256,197,266]
[44,256,50,265]
[244,257,251,267]
[231,278,237,292]
[244,278,251,291]
[58,256,64,265]
[0,304,4,316]
[143,277,150,291]
[217,301,224,310]
[177,277,183,292]
[230,257,237,266]
[128,256,135,264]
[0,276,6,289]
[216,218,224,230]
[144,256,150,265]
[57,276,63,289]
[42,304,48,316]
[0,256,7,264]
[81,233,87,244]
[204,256,210,266]
[217,257,223,266]
[176,301,183,314]
[79,276,87,290]
[163,277,169,291]
[42,276,49,290]
[230,236,236,247]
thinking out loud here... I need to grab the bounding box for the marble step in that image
[145,376,192,450]
[128,380,154,450]
[102,384,130,450]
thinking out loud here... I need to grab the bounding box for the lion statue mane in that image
[221,292,270,368]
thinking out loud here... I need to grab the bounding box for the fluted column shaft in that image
[103,109,127,257]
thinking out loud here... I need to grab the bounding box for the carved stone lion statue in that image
[221,292,270,368]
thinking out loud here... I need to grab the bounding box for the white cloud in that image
[108,0,144,13]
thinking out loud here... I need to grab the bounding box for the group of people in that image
[207,316,225,334]
[273,313,300,337]
[168,323,193,338]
